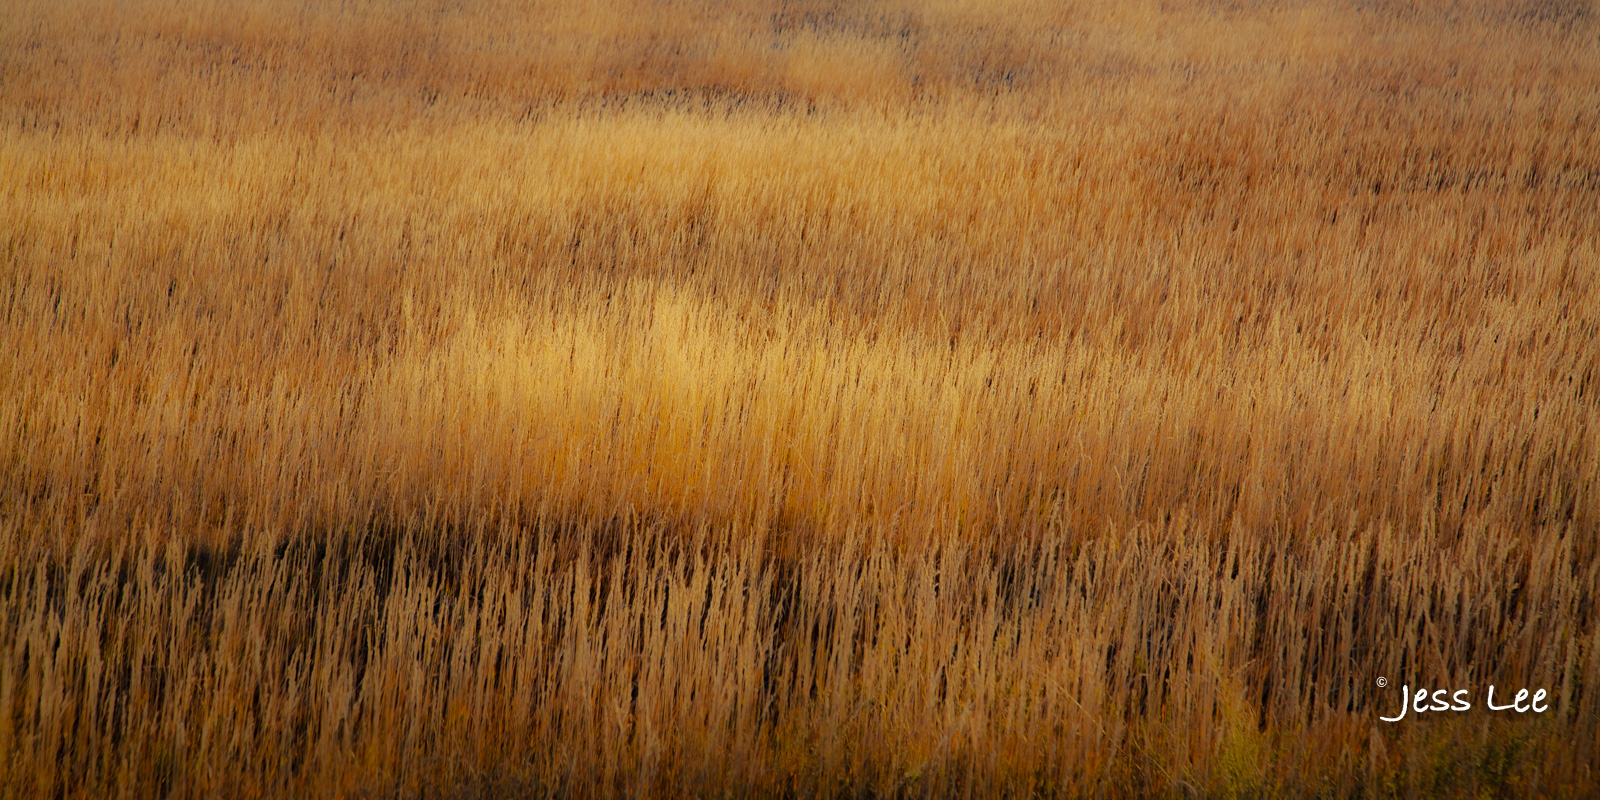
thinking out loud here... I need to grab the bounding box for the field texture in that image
[2,0,1599,796]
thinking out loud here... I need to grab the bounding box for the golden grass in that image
[2,0,1598,795]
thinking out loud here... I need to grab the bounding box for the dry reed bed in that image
[5,115,1594,545]
[4,517,1595,796]
[2,0,1599,796]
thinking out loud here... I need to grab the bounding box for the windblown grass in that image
[2,0,1598,796]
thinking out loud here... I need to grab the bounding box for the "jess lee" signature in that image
[1379,680,1551,723]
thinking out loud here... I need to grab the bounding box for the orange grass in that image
[2,0,1598,796]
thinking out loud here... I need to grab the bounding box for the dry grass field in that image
[2,0,1599,796]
